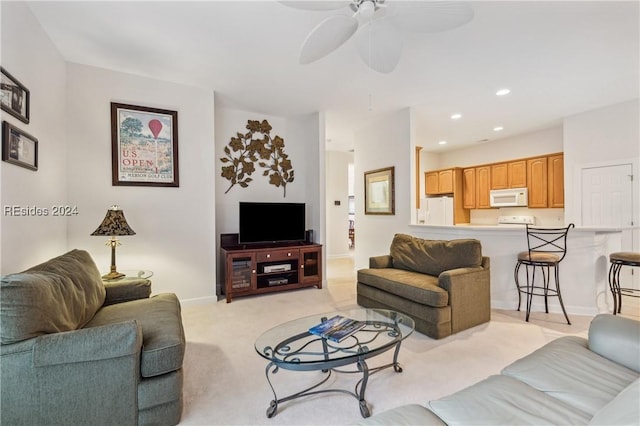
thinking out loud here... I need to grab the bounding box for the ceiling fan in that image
[284,1,474,73]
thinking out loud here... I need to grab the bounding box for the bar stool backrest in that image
[525,223,575,263]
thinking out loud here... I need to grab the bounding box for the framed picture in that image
[111,102,179,187]
[2,121,38,171]
[1,67,30,124]
[364,166,395,215]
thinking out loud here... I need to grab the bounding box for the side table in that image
[102,270,153,305]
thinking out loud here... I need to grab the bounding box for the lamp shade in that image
[91,205,136,237]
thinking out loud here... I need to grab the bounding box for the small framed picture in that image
[111,102,179,187]
[364,166,395,215]
[1,67,30,124]
[2,121,38,171]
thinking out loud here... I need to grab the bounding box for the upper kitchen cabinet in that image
[490,163,508,189]
[462,168,476,209]
[548,154,564,208]
[491,160,527,189]
[476,166,492,209]
[508,160,527,188]
[527,156,548,208]
[425,168,455,195]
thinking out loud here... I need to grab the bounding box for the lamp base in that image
[102,271,125,280]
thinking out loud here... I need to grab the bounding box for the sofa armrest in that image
[103,278,151,306]
[588,314,640,372]
[1,321,142,424]
[439,261,491,334]
[370,255,393,269]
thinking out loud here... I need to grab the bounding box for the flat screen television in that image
[239,202,306,244]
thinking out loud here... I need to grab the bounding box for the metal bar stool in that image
[514,223,575,324]
[608,252,640,315]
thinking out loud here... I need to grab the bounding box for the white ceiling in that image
[26,1,639,153]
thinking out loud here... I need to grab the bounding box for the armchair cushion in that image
[390,234,482,276]
[357,268,448,307]
[0,249,105,344]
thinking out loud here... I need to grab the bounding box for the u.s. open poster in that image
[111,102,179,187]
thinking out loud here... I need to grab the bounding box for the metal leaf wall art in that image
[220,119,294,197]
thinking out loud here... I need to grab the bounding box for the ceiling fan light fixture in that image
[359,0,376,19]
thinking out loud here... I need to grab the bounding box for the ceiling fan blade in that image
[387,1,474,33]
[355,18,403,74]
[280,1,350,11]
[300,15,359,64]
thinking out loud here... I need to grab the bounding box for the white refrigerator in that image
[422,197,454,225]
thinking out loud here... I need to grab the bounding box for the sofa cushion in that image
[0,249,106,344]
[357,268,448,307]
[501,336,640,416]
[390,234,482,276]
[428,375,592,425]
[588,378,639,425]
[85,293,185,378]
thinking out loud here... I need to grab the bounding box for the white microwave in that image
[489,188,528,207]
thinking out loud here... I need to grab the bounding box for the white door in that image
[582,164,633,228]
[582,163,637,312]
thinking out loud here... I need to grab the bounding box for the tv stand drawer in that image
[256,249,299,263]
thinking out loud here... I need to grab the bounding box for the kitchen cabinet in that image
[425,172,439,195]
[476,166,492,209]
[463,168,476,209]
[548,154,564,208]
[508,160,527,188]
[490,163,508,189]
[527,157,548,208]
[425,168,454,195]
[491,160,526,189]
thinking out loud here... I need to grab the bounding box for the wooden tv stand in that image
[220,234,322,303]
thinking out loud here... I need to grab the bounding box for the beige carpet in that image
[178,256,633,425]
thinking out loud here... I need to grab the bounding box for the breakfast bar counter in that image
[407,224,630,317]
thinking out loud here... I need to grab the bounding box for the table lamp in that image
[91,205,136,279]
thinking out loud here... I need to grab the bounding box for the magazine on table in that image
[308,315,366,343]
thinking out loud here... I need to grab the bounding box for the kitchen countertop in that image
[409,223,632,233]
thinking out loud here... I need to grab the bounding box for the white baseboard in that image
[179,295,219,307]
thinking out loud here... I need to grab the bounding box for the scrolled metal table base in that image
[264,341,404,419]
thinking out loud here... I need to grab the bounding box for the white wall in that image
[1,2,68,273]
[65,63,216,301]
[326,150,352,258]
[564,99,640,226]
[430,126,564,169]
[564,99,640,259]
[353,108,413,270]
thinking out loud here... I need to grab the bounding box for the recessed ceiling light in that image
[450,113,462,120]
[496,88,511,96]
[493,126,504,132]
[438,140,447,145]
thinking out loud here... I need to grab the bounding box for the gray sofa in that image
[357,234,490,339]
[0,249,185,425]
[357,314,640,425]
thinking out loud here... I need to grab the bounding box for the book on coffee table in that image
[308,315,366,343]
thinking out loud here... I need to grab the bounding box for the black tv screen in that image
[239,202,306,244]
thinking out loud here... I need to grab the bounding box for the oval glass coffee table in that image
[255,308,415,418]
